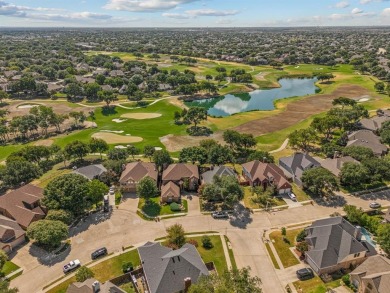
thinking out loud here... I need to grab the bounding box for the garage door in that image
[279,189,286,194]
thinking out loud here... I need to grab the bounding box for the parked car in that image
[91,247,108,260]
[296,268,314,280]
[109,186,115,195]
[212,211,229,219]
[63,259,81,273]
[103,195,110,212]
[288,192,297,201]
[369,202,381,209]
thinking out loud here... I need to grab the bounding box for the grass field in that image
[269,229,301,268]
[1,261,20,276]
[138,197,188,217]
[47,249,140,293]
[264,242,280,270]
[293,276,342,293]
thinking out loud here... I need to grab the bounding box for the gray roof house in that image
[320,156,359,177]
[201,166,236,185]
[138,242,209,293]
[305,217,376,275]
[347,130,388,156]
[279,153,320,186]
[66,278,125,293]
[73,164,107,180]
[359,116,390,132]
[350,255,390,293]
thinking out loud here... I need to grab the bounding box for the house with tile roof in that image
[138,242,209,293]
[161,181,181,204]
[162,164,199,191]
[347,130,388,156]
[350,255,390,293]
[119,162,158,192]
[241,161,292,194]
[359,116,390,132]
[0,215,26,253]
[279,153,320,186]
[201,166,237,185]
[0,184,45,229]
[305,217,377,275]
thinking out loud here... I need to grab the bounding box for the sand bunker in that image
[101,130,124,134]
[121,113,162,120]
[112,118,127,123]
[359,98,370,102]
[34,139,54,147]
[17,104,40,109]
[92,132,143,144]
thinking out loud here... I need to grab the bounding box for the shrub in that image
[186,126,213,136]
[201,235,213,249]
[75,266,94,282]
[46,209,73,225]
[283,237,290,245]
[166,243,179,250]
[281,227,286,236]
[122,262,133,273]
[170,202,181,212]
[342,274,351,287]
[187,239,199,247]
[296,229,307,242]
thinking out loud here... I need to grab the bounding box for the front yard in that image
[1,261,20,276]
[269,228,301,268]
[138,197,188,217]
[293,276,342,293]
[47,249,141,293]
[243,186,286,209]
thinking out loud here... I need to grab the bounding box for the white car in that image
[63,259,81,273]
[288,192,297,201]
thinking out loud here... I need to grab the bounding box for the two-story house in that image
[162,164,199,191]
[279,153,320,187]
[119,162,158,192]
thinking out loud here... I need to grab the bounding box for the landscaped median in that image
[137,197,188,220]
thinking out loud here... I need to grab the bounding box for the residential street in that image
[10,193,389,293]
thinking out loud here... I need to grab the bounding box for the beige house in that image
[0,215,26,253]
[162,164,199,191]
[350,255,390,293]
[161,181,180,204]
[320,156,359,177]
[66,278,125,293]
[119,162,158,192]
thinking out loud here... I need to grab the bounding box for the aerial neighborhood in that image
[0,8,390,293]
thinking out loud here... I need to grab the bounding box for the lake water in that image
[185,78,318,117]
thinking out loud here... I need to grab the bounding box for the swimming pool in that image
[360,227,376,247]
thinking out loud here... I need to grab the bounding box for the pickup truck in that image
[63,259,81,273]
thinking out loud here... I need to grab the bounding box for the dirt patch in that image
[121,113,162,119]
[92,132,143,144]
[34,139,54,146]
[160,85,378,151]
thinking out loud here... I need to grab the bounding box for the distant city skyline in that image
[1,0,390,27]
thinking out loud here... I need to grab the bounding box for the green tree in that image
[64,140,90,161]
[75,266,94,282]
[0,90,9,104]
[184,107,208,129]
[179,146,208,165]
[107,148,128,161]
[374,82,385,92]
[87,179,109,206]
[189,267,262,293]
[143,145,155,161]
[43,173,90,215]
[69,111,86,128]
[342,146,374,162]
[89,138,109,159]
[301,167,339,196]
[0,250,7,271]
[137,177,158,202]
[247,151,275,163]
[84,83,101,101]
[201,235,213,249]
[2,158,41,187]
[340,162,370,187]
[26,220,68,249]
[288,128,317,152]
[153,150,173,172]
[166,223,186,248]
[377,224,390,254]
[127,145,140,159]
[46,210,73,225]
[0,280,18,293]
[98,90,118,107]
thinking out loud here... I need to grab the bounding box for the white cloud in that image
[103,0,199,12]
[381,7,390,16]
[335,1,349,8]
[186,9,239,17]
[360,0,390,4]
[162,12,191,19]
[351,7,363,14]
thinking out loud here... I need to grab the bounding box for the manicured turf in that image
[269,229,301,268]
[47,249,140,293]
[293,276,342,293]
[224,235,237,270]
[1,261,20,276]
[138,197,188,217]
[265,242,280,270]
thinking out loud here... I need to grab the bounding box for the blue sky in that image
[1,0,390,27]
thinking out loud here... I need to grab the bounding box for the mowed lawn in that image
[269,229,301,268]
[53,99,187,150]
[138,197,188,217]
[293,276,342,293]
[47,249,140,293]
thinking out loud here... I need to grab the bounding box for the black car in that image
[91,247,108,260]
[296,268,314,280]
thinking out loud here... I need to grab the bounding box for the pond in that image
[185,78,319,117]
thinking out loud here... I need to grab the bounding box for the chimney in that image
[184,277,192,292]
[354,226,362,241]
[92,281,100,293]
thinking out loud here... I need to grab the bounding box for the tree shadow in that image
[228,203,253,229]
[313,194,347,208]
[69,209,113,238]
[357,189,390,201]
[142,201,161,218]
[101,105,118,116]
[28,243,71,266]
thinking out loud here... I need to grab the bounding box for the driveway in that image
[119,192,139,213]
[281,195,302,208]
[184,193,201,216]
[11,202,343,293]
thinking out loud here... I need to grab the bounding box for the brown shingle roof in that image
[242,161,291,189]
[119,162,158,183]
[161,182,180,200]
[0,185,45,229]
[162,164,199,181]
[0,215,25,244]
